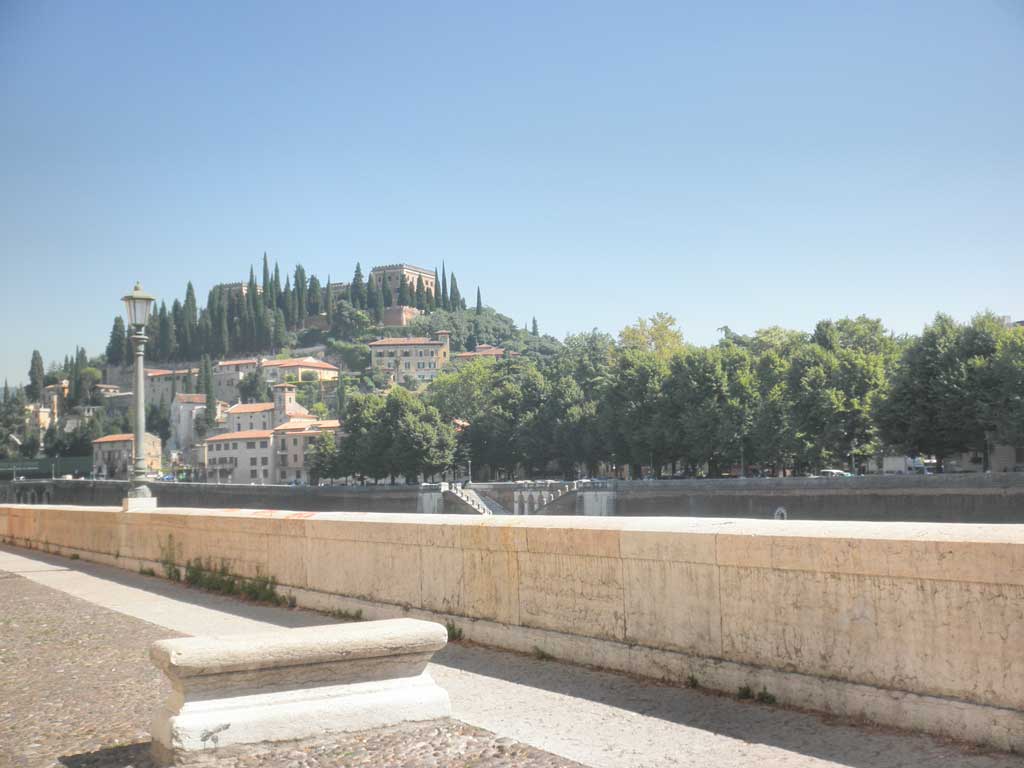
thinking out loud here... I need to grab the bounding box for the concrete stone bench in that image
[149,618,450,762]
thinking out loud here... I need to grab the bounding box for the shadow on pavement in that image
[59,742,155,768]
[433,643,1021,768]
[0,543,333,630]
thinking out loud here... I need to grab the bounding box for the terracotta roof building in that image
[368,331,451,384]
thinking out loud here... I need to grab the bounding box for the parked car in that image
[820,469,852,478]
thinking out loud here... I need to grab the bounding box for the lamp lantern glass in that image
[122,282,156,329]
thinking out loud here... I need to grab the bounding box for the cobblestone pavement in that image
[0,570,580,768]
[2,548,1023,768]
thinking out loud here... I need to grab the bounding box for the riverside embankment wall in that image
[4,474,1024,522]
[1,503,1021,751]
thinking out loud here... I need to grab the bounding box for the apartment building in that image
[273,419,341,483]
[203,429,275,484]
[368,331,451,383]
[92,433,162,480]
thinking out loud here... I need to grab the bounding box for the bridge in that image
[1,501,1022,766]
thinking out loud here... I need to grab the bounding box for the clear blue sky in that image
[1,1,1021,384]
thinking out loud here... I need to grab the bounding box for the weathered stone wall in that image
[2,504,1021,751]
[0,480,423,513]
[586,475,1024,521]
[6,473,1024,522]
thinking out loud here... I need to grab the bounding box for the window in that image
[293,438,298,447]
[262,469,269,478]
[261,457,268,465]
[260,440,268,448]
[280,471,287,480]
[232,442,238,450]
[250,457,257,466]
[293,454,298,464]
[246,441,256,449]
[250,469,258,478]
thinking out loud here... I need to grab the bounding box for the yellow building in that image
[368,331,451,383]
[369,264,436,305]
[92,433,162,480]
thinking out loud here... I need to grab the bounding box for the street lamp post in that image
[122,282,156,510]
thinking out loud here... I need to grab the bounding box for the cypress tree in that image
[449,273,462,310]
[27,350,45,402]
[475,287,482,314]
[281,276,293,328]
[294,265,308,327]
[440,263,449,310]
[308,274,322,316]
[201,355,216,428]
[273,309,287,350]
[3,379,9,403]
[350,264,366,309]
[262,253,271,303]
[415,276,426,310]
[158,302,177,361]
[398,275,412,306]
[183,282,198,359]
[367,275,382,323]
[326,275,334,328]
[381,275,392,308]
[425,286,435,312]
[106,317,127,367]
[272,262,282,310]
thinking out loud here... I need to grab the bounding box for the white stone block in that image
[150,618,450,762]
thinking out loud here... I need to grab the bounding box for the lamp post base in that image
[124,482,157,512]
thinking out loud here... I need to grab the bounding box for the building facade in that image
[272,419,341,484]
[169,393,227,454]
[369,264,436,305]
[368,331,451,383]
[203,429,275,483]
[92,433,162,480]
[452,343,519,363]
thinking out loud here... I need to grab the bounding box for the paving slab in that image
[1,544,1022,768]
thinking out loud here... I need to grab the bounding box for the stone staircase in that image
[442,484,491,515]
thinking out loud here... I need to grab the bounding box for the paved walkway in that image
[1,544,1021,768]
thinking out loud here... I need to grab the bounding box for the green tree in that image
[397,275,412,306]
[876,313,995,470]
[366,275,383,323]
[308,430,339,484]
[992,327,1024,447]
[618,313,684,365]
[294,264,308,327]
[350,263,366,309]
[440,263,449,310]
[531,317,539,337]
[476,287,482,314]
[106,318,127,367]
[307,274,323,315]
[27,350,45,402]
[449,273,462,309]
[415,276,426,310]
[239,365,271,403]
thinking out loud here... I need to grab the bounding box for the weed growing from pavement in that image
[445,620,464,641]
[328,608,364,622]
[182,557,286,606]
[532,646,555,661]
[737,685,753,700]
[686,675,700,688]
[139,567,156,577]
[755,688,777,704]
[158,535,181,582]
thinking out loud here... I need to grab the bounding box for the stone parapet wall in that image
[2,505,1022,751]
